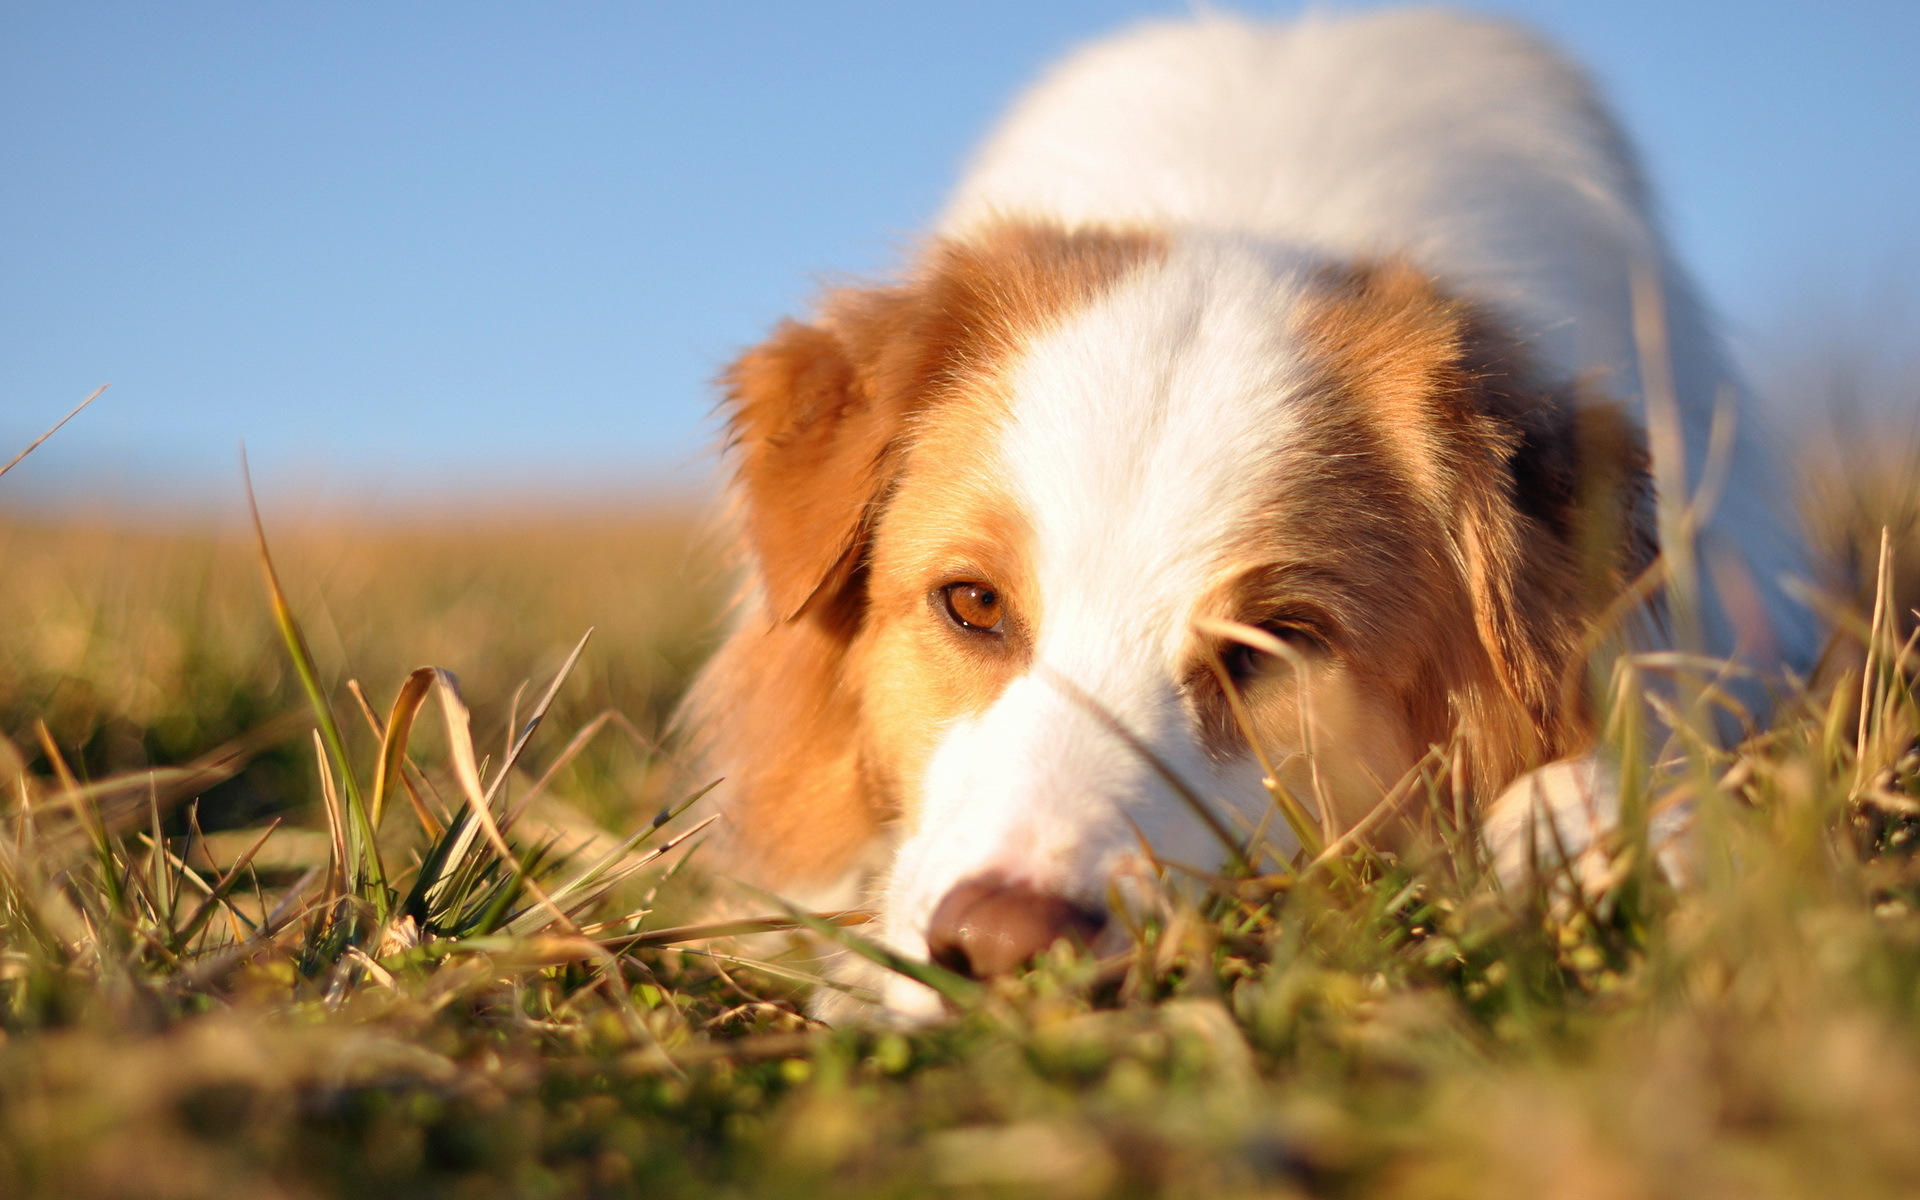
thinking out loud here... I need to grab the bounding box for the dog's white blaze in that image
[879,240,1318,1004]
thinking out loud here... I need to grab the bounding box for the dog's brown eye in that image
[942,582,1003,632]
[1224,622,1323,681]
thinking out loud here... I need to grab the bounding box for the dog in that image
[684,8,1815,1019]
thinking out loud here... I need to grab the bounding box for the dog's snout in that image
[924,876,1107,979]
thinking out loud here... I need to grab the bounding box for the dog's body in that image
[688,10,1813,1018]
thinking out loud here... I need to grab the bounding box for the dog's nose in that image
[925,876,1107,978]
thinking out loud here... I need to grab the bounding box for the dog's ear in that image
[722,253,1009,626]
[723,312,911,625]
[699,288,938,887]
[1449,359,1656,763]
[697,287,940,886]
[1304,261,1655,780]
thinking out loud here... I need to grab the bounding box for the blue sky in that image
[3,1,1915,507]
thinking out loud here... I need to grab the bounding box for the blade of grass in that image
[147,777,174,931]
[599,912,869,950]
[34,722,126,921]
[503,813,722,936]
[501,711,616,829]
[419,633,593,909]
[1857,528,1893,794]
[736,883,982,1007]
[370,668,436,834]
[1300,748,1441,880]
[348,679,446,838]
[172,819,283,951]
[430,668,579,936]
[484,629,593,812]
[674,947,881,1003]
[347,679,447,837]
[0,385,107,480]
[243,452,387,904]
[313,731,350,909]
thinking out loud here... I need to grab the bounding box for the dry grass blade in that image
[503,710,618,828]
[33,721,105,848]
[504,708,661,829]
[604,910,875,952]
[171,865,324,990]
[312,731,348,905]
[1301,748,1440,878]
[371,668,436,833]
[347,680,447,838]
[144,783,169,924]
[429,668,578,936]
[673,948,880,1002]
[504,813,721,936]
[484,628,593,810]
[32,721,130,920]
[418,633,594,914]
[0,385,108,480]
[1855,528,1902,794]
[0,835,92,954]
[171,819,283,948]
[738,883,983,1006]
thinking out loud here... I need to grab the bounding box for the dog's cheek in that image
[852,615,990,831]
[1247,663,1423,836]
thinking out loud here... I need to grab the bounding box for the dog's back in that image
[945,10,1812,675]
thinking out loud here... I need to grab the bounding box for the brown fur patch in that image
[691,222,1162,885]
[1268,259,1656,805]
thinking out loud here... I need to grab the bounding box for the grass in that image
[0,437,1916,1199]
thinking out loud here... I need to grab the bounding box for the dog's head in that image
[689,221,1651,1016]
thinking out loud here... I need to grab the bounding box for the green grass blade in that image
[242,454,387,907]
[738,883,983,1008]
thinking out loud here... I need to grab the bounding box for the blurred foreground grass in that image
[0,441,1915,1199]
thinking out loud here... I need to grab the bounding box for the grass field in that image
[0,436,1916,1199]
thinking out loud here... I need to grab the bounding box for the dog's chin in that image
[879,975,948,1024]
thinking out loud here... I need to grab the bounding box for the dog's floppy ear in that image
[1449,345,1656,762]
[1305,261,1655,779]
[698,286,940,886]
[724,311,914,624]
[722,245,1021,624]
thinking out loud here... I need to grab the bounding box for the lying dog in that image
[685,9,1814,1018]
